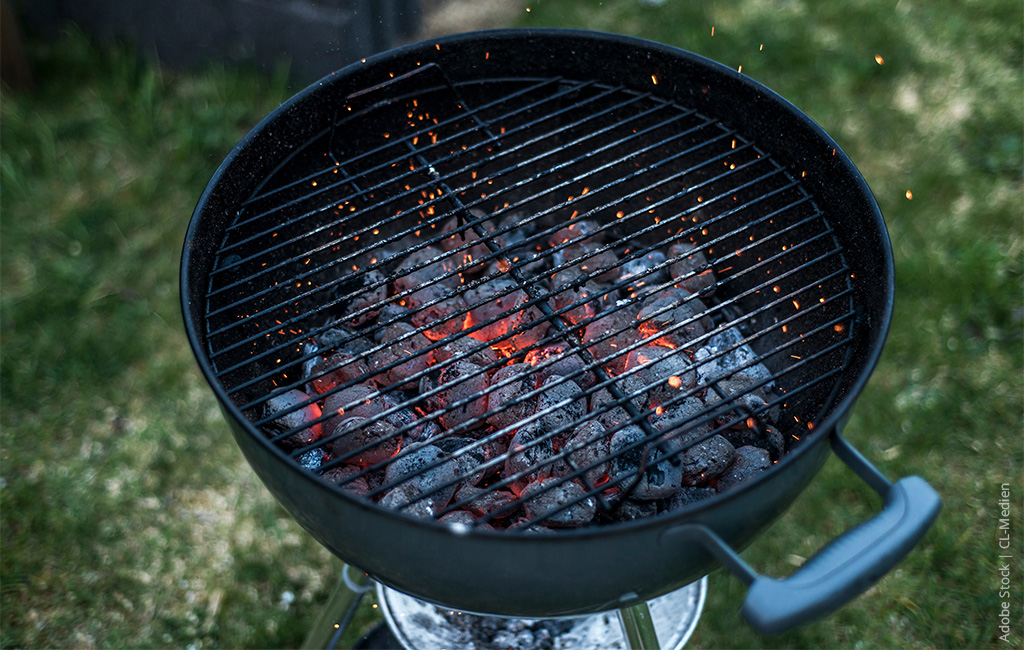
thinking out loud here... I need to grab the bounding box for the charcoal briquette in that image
[307,351,371,394]
[436,361,490,431]
[536,375,585,434]
[608,425,682,500]
[715,445,771,493]
[328,416,401,466]
[486,363,537,431]
[370,322,434,387]
[521,477,596,528]
[321,464,370,498]
[454,484,518,519]
[384,444,461,509]
[379,483,435,519]
[663,485,717,512]
[677,432,735,486]
[722,423,785,461]
[263,389,322,450]
[667,242,716,295]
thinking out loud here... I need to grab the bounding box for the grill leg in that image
[618,601,661,650]
[301,564,371,650]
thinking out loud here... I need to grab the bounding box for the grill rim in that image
[180,27,895,539]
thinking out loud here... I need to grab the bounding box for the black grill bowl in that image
[181,29,939,631]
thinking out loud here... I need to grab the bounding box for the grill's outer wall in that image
[182,29,893,617]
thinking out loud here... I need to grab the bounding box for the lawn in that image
[1,1,1021,648]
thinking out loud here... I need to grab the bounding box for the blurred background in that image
[1,0,1020,648]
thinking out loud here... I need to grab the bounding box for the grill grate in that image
[203,67,856,529]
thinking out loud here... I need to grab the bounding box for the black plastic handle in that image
[683,433,941,636]
[742,472,940,634]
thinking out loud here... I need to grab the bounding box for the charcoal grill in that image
[181,29,940,635]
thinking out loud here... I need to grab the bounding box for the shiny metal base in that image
[378,578,707,650]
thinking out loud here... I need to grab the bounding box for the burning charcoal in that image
[379,483,435,519]
[590,373,647,429]
[664,486,717,512]
[339,268,387,326]
[363,466,388,494]
[536,375,585,434]
[316,327,375,355]
[405,283,469,342]
[694,327,775,389]
[322,384,388,433]
[565,242,620,283]
[454,484,519,520]
[677,430,735,487]
[552,419,610,486]
[434,335,499,368]
[652,396,712,440]
[263,389,322,450]
[486,363,537,431]
[436,361,489,432]
[722,423,785,461]
[393,245,460,291]
[623,345,697,406]
[436,436,496,486]
[703,377,780,427]
[328,416,401,466]
[617,498,659,520]
[582,302,641,374]
[307,350,371,395]
[385,404,439,442]
[619,249,668,298]
[501,246,548,277]
[636,290,714,349]
[321,464,370,498]
[371,322,435,387]
[505,421,561,492]
[548,220,602,251]
[714,445,772,493]
[384,444,461,509]
[608,425,683,500]
[463,276,520,342]
[374,302,413,330]
[668,242,716,295]
[507,292,551,350]
[521,477,596,528]
[549,268,599,326]
[525,345,595,389]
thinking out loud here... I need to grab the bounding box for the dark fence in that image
[16,0,423,83]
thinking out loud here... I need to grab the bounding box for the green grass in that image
[2,1,1021,647]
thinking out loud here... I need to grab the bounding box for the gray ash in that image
[440,610,576,650]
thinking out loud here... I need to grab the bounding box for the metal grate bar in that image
[205,109,720,365]
[215,79,630,252]
[216,141,769,409]
[205,88,678,313]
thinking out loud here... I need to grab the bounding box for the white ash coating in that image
[521,477,596,528]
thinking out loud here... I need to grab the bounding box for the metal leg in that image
[618,601,661,650]
[301,564,371,650]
